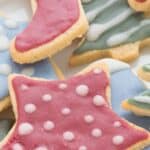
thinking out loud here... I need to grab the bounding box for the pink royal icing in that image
[2,71,149,149]
[15,0,80,52]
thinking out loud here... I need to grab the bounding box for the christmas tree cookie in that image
[70,0,150,66]
[138,64,150,81]
[122,89,150,117]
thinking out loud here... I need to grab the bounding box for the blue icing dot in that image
[0,17,57,100]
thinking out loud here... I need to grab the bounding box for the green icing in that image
[142,64,150,72]
[128,89,150,109]
[128,99,150,110]
[74,0,150,55]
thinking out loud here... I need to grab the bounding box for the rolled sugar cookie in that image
[0,17,58,112]
[70,0,150,66]
[122,89,150,117]
[138,64,150,81]
[10,0,88,64]
[82,59,150,131]
[0,69,150,149]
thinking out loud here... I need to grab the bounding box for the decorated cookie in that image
[128,0,150,13]
[122,89,150,117]
[84,59,150,132]
[0,72,150,149]
[10,0,88,64]
[0,17,57,112]
[70,0,150,66]
[138,64,150,81]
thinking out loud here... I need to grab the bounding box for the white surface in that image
[0,0,150,88]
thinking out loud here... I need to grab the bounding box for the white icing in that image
[12,143,24,150]
[79,146,87,150]
[0,35,10,51]
[63,131,75,141]
[21,84,29,91]
[24,103,36,114]
[34,146,48,150]
[84,115,94,123]
[133,96,150,104]
[4,19,18,29]
[59,83,67,90]
[91,128,102,137]
[86,0,119,22]
[87,8,134,41]
[82,0,93,3]
[18,122,34,135]
[93,95,105,106]
[43,121,55,131]
[0,64,12,75]
[76,85,89,96]
[113,121,122,128]
[112,135,124,145]
[61,108,71,115]
[42,94,52,102]
[21,67,35,76]
[107,20,150,46]
[93,68,102,74]
[90,59,130,73]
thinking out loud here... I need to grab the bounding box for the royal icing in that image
[128,89,150,107]
[89,59,149,131]
[0,17,57,100]
[15,0,80,52]
[73,0,150,55]
[142,64,150,72]
[1,73,149,149]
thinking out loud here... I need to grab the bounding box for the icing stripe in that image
[87,8,134,41]
[142,64,150,72]
[107,20,150,46]
[82,0,93,3]
[86,0,119,23]
[133,96,150,104]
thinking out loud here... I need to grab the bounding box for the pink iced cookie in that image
[0,71,150,150]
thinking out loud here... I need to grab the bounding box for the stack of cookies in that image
[0,0,149,149]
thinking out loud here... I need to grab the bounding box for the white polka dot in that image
[94,68,102,74]
[91,128,102,137]
[0,64,12,75]
[59,83,67,90]
[21,67,35,76]
[93,95,105,106]
[84,115,94,124]
[24,103,36,114]
[4,19,18,29]
[34,146,48,150]
[43,121,55,131]
[0,35,10,51]
[21,84,29,91]
[12,143,24,150]
[76,85,89,96]
[61,108,71,115]
[112,135,124,145]
[79,145,87,150]
[18,122,34,135]
[42,94,52,102]
[113,121,122,128]
[63,131,75,141]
